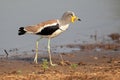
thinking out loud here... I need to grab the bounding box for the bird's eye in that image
[69,13,73,16]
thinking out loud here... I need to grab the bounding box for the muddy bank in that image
[0,43,120,80]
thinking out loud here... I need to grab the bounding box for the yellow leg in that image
[48,38,57,66]
[34,37,42,64]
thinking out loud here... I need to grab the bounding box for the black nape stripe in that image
[36,24,59,35]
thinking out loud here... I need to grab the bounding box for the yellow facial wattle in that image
[71,16,78,23]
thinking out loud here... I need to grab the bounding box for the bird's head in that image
[61,11,81,24]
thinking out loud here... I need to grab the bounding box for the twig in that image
[59,53,64,62]
[3,49,9,58]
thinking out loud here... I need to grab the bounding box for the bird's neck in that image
[59,19,70,25]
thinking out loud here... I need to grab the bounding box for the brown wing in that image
[24,19,58,33]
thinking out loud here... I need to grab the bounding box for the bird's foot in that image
[50,63,57,66]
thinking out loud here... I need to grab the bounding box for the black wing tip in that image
[18,27,26,35]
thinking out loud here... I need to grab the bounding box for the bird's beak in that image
[71,16,81,23]
[78,18,81,21]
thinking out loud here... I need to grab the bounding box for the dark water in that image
[0,0,120,54]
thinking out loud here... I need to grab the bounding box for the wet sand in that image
[0,44,120,80]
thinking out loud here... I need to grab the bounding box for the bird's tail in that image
[18,27,26,35]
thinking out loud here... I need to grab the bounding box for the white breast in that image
[49,24,69,38]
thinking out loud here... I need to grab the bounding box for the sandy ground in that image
[0,44,120,80]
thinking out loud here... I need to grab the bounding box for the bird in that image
[18,11,81,66]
